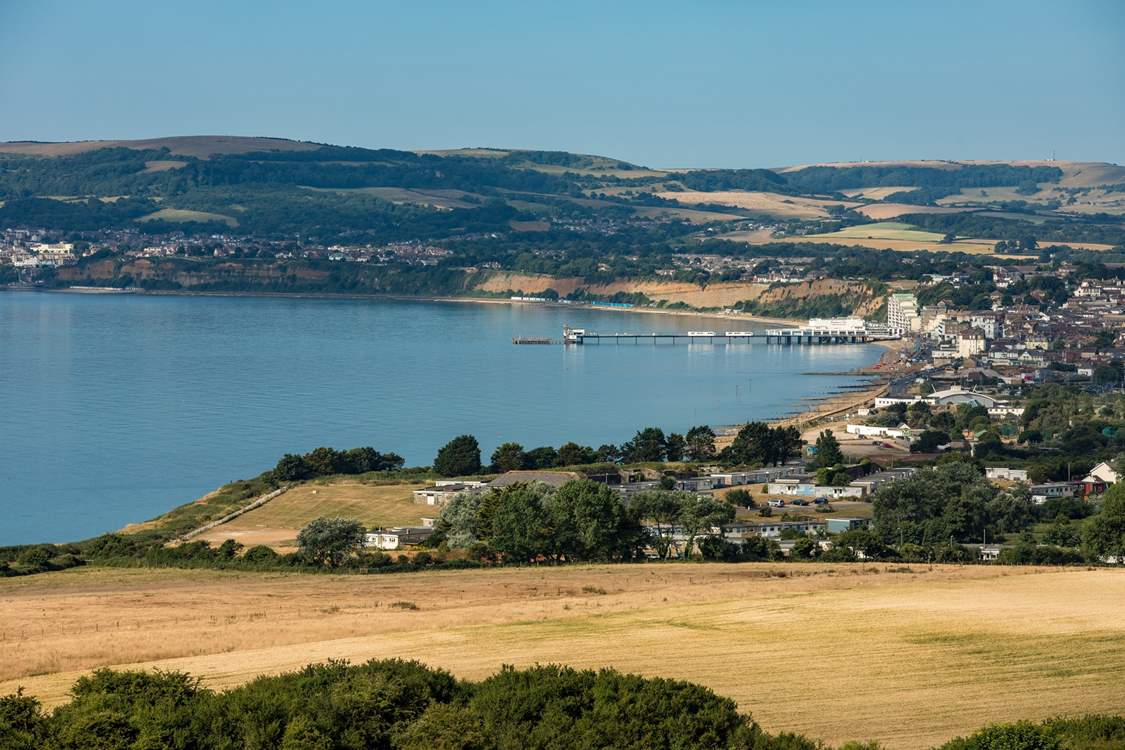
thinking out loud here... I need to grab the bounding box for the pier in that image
[560,319,894,346]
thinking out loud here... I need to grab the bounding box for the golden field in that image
[656,189,860,219]
[195,480,430,550]
[2,564,1123,749]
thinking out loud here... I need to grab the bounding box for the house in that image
[489,470,583,488]
[724,520,825,540]
[847,468,916,496]
[363,526,435,550]
[1029,482,1082,505]
[846,423,911,440]
[986,467,1029,482]
[978,544,1002,561]
[767,478,864,499]
[412,480,487,506]
[677,476,718,492]
[1085,461,1120,486]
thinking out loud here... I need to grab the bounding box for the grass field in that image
[300,185,484,209]
[195,480,429,549]
[2,564,1123,749]
[137,207,239,227]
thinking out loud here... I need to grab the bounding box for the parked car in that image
[813,498,828,505]
[792,499,809,506]
[768,499,785,507]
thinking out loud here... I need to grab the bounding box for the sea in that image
[0,291,881,544]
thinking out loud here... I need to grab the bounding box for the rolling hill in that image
[1,136,1122,253]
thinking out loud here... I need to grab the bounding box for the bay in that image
[0,291,880,544]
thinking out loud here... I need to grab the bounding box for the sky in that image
[1,0,1123,168]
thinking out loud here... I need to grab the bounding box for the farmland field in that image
[195,480,431,550]
[137,207,239,227]
[2,564,1123,749]
[656,190,860,219]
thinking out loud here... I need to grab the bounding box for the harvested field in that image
[839,186,913,200]
[657,190,859,219]
[195,480,429,550]
[854,203,971,220]
[141,159,188,173]
[2,564,1123,749]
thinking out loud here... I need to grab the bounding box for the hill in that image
[1,138,1122,286]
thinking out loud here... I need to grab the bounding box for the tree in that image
[621,427,667,463]
[305,446,347,476]
[632,490,684,560]
[665,433,685,463]
[906,401,932,428]
[677,494,735,560]
[684,425,716,462]
[273,453,312,482]
[725,488,754,509]
[490,442,528,473]
[557,442,595,466]
[296,517,364,567]
[524,446,559,469]
[546,480,641,561]
[814,430,844,468]
[1044,515,1080,547]
[912,430,950,453]
[488,484,553,563]
[434,435,481,476]
[791,536,819,560]
[1084,483,1125,563]
[724,422,770,465]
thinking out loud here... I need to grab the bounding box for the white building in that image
[887,293,920,334]
[986,467,1029,482]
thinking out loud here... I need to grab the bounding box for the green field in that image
[137,207,239,227]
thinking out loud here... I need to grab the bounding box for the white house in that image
[846,423,910,440]
[1085,461,1120,486]
[364,526,434,550]
[986,467,1029,482]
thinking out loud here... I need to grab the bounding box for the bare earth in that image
[2,564,1123,749]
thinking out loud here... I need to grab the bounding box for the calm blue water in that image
[0,292,880,544]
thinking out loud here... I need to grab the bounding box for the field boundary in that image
[180,486,291,541]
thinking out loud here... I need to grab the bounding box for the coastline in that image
[3,284,805,327]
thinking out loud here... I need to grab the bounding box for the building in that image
[489,470,583,488]
[847,468,916,496]
[412,480,487,506]
[1084,461,1120,486]
[724,520,825,540]
[924,386,1002,408]
[766,478,864,499]
[1029,482,1082,505]
[986,467,1029,482]
[363,526,435,550]
[887,293,920,334]
[846,423,911,440]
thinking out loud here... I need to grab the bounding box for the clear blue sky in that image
[2,0,1123,167]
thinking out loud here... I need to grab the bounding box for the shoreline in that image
[2,283,805,327]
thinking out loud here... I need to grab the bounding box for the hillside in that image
[2,137,1123,306]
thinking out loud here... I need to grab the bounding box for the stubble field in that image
[2,563,1123,748]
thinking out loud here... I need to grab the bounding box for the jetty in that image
[561,318,897,346]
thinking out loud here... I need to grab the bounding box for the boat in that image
[724,331,756,337]
[687,331,716,337]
